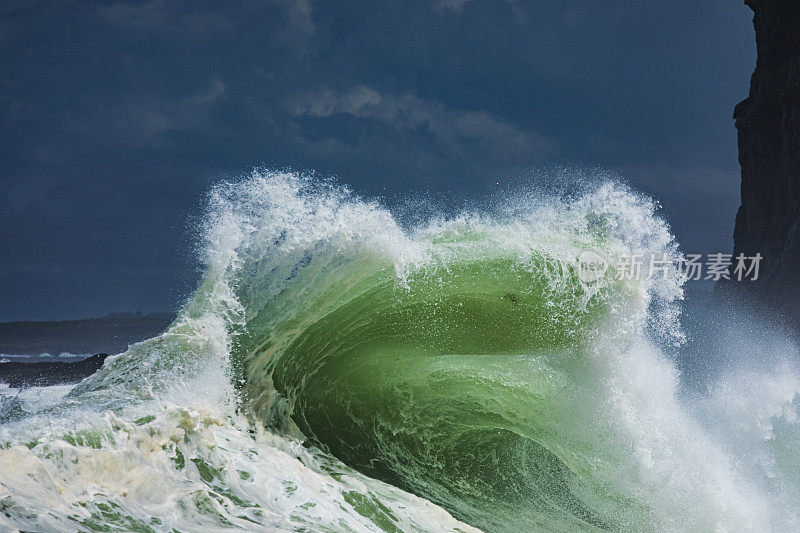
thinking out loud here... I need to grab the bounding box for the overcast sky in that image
[0,0,755,321]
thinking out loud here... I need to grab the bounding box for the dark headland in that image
[719,0,800,323]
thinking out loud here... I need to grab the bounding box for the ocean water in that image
[1,171,799,532]
[0,353,92,364]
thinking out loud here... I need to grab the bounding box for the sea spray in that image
[1,171,799,531]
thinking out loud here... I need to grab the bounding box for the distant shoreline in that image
[0,312,176,356]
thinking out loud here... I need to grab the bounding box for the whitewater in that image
[1,170,799,532]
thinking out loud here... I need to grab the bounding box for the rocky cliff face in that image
[724,0,800,310]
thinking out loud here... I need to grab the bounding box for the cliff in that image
[724,0,800,312]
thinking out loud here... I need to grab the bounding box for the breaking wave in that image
[1,171,800,532]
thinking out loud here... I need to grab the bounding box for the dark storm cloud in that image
[0,0,755,320]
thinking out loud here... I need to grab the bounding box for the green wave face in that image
[266,261,617,531]
[223,174,678,531]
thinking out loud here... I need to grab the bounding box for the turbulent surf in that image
[2,171,800,532]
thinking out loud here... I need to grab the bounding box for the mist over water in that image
[1,171,799,532]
